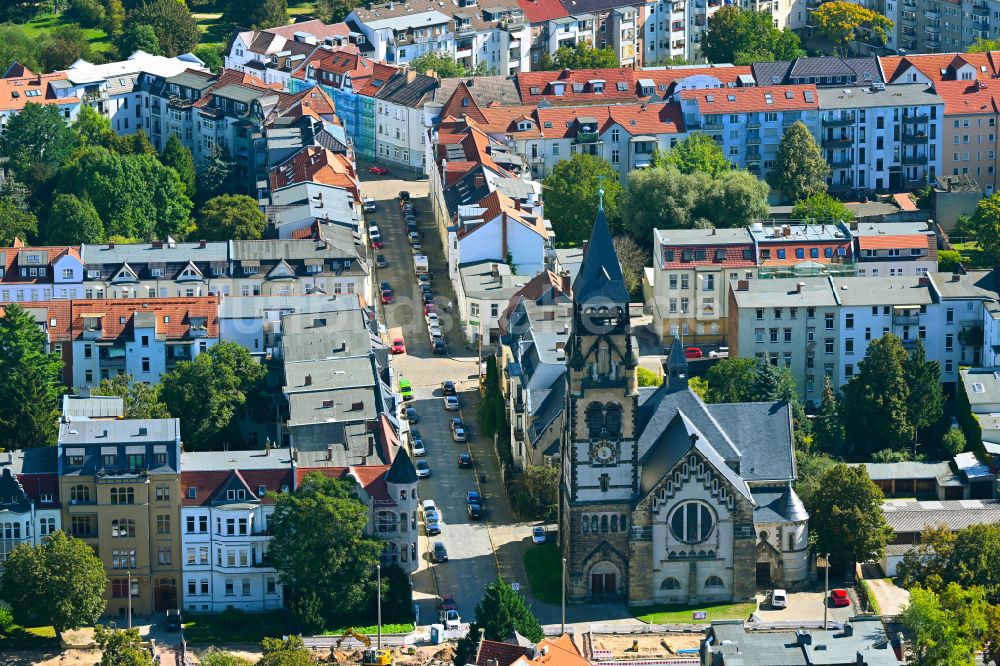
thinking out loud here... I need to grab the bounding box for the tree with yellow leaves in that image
[812,1,893,57]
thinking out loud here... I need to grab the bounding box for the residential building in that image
[561,209,809,605]
[729,277,841,405]
[0,243,84,303]
[457,261,532,343]
[179,450,294,613]
[927,269,998,374]
[266,182,360,239]
[872,0,996,55]
[510,636,588,666]
[701,617,900,665]
[0,448,60,566]
[224,21,352,87]
[960,366,1000,458]
[852,220,938,277]
[751,57,883,88]
[497,270,574,468]
[451,190,551,276]
[269,145,362,206]
[748,221,855,278]
[816,84,943,194]
[373,70,439,172]
[0,66,81,129]
[58,418,182,617]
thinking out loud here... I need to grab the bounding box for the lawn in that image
[951,241,992,269]
[0,624,58,650]
[183,611,287,645]
[323,623,415,635]
[22,12,115,59]
[634,602,758,624]
[523,543,563,604]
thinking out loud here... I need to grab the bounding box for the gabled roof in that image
[932,79,1000,117]
[210,469,260,505]
[880,51,1000,84]
[67,296,220,340]
[572,207,629,306]
[181,468,293,506]
[385,448,417,484]
[476,639,532,666]
[457,190,548,241]
[681,84,819,113]
[516,0,569,22]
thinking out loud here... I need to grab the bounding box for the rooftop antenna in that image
[596,174,605,212]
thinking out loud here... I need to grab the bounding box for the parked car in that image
[428,323,443,340]
[391,338,406,354]
[415,459,430,478]
[451,418,466,442]
[380,280,392,291]
[684,346,703,359]
[376,254,388,268]
[381,289,394,304]
[439,593,457,611]
[399,379,413,401]
[362,197,376,212]
[411,438,426,457]
[408,231,421,246]
[442,380,457,395]
[426,312,439,326]
[709,347,730,358]
[440,608,461,629]
[406,221,419,234]
[425,514,440,535]
[770,589,787,609]
[368,165,389,175]
[410,427,422,442]
[422,292,434,305]
[410,241,423,253]
[466,491,482,505]
[531,526,546,544]
[444,396,460,411]
[432,541,448,562]
[422,499,438,519]
[371,238,384,249]
[467,503,483,520]
[424,303,437,316]
[432,339,447,354]
[399,191,411,203]
[417,273,431,285]
[457,452,473,468]
[830,589,851,607]
[165,609,182,632]
[405,407,419,423]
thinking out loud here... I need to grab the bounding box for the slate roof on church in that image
[572,207,629,305]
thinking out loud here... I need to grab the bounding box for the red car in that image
[381,289,394,304]
[684,346,703,359]
[830,588,850,607]
[368,166,389,175]
[371,239,384,249]
[439,593,457,611]
[391,338,406,354]
[424,303,437,316]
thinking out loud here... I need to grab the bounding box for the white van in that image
[770,589,787,609]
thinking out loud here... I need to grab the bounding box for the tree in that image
[622,167,713,250]
[68,0,106,29]
[0,1,49,25]
[517,465,559,520]
[544,153,622,244]
[373,564,414,625]
[268,473,384,629]
[196,195,267,241]
[105,0,126,37]
[900,585,984,666]
[794,450,837,511]
[897,523,1000,604]
[612,235,647,296]
[123,0,200,57]
[316,0,363,22]
[942,428,966,456]
[161,135,196,199]
[74,105,119,150]
[808,464,892,569]
[937,249,969,272]
[897,525,956,593]
[1,532,107,639]
[158,342,267,451]
[870,448,911,463]
[39,24,94,71]
[475,578,543,642]
[224,0,288,30]
[408,52,468,78]
[0,103,79,194]
[701,7,803,64]
[542,41,618,70]
[688,376,709,401]
[197,146,242,203]
[969,37,1000,53]
[0,24,42,75]
[45,194,105,245]
[289,591,325,635]
[840,334,912,459]
[791,192,855,223]
[257,636,315,666]
[904,339,944,435]
[93,373,169,419]
[636,367,662,387]
[118,23,161,56]
[0,303,64,450]
[812,376,845,457]
[95,626,153,666]
[812,1,894,57]
[703,358,756,404]
[199,651,254,666]
[56,147,194,241]
[662,132,730,177]
[769,121,830,203]
[0,200,38,245]
[702,169,770,229]
[970,192,1000,264]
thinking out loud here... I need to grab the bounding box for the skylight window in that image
[785,90,794,99]
[617,81,628,91]
[764,93,774,104]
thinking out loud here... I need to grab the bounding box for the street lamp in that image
[561,557,567,635]
[127,570,132,630]
[376,564,382,650]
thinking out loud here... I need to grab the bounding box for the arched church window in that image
[705,576,724,588]
[670,501,715,544]
[600,515,608,532]
[591,515,599,532]
[660,577,681,590]
[620,514,627,530]
[610,515,618,532]
[586,402,604,438]
[788,532,795,551]
[582,515,589,532]
[604,403,623,439]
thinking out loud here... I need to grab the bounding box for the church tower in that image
[560,200,639,602]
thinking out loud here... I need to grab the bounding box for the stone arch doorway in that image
[155,577,177,611]
[589,561,621,600]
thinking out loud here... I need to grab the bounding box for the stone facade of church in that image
[559,207,811,606]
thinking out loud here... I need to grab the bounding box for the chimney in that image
[918,276,930,287]
[843,623,854,637]
[199,239,207,248]
[108,241,116,249]
[152,240,163,249]
[327,445,334,461]
[514,199,521,210]
[305,374,313,386]
[406,69,417,83]
[796,630,812,646]
[796,281,805,294]
[782,225,791,237]
[736,279,750,291]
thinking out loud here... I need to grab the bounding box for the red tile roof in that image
[857,234,930,250]
[680,84,819,113]
[0,71,81,112]
[292,45,371,82]
[66,296,220,340]
[662,244,756,270]
[0,244,81,285]
[533,102,682,139]
[354,63,401,97]
[881,51,1000,84]
[932,79,1000,116]
[267,20,350,41]
[892,193,919,211]
[458,190,547,241]
[476,640,532,666]
[180,468,292,506]
[270,145,361,202]
[516,0,569,22]
[296,464,392,502]
[516,68,641,105]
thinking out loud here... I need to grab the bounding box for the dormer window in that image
[551,82,565,96]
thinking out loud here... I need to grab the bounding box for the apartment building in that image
[749,221,855,277]
[0,448,61,565]
[457,261,532,343]
[817,84,943,194]
[0,244,84,303]
[882,0,995,54]
[373,70,439,172]
[853,220,938,277]
[451,190,551,275]
[225,20,352,87]
[751,57,884,88]
[58,418,182,617]
[179,450,294,613]
[729,277,841,404]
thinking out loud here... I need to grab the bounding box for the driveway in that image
[861,566,910,617]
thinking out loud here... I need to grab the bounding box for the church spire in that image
[666,337,689,392]
[571,201,629,307]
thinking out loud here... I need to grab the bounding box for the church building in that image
[559,205,811,605]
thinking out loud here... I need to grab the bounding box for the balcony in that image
[972,3,989,16]
[822,115,855,127]
[903,114,929,124]
[830,157,853,168]
[746,135,761,145]
[903,132,928,144]
[576,131,600,144]
[902,153,928,165]
[924,24,941,34]
[823,136,853,148]
[924,10,940,18]
[747,121,761,129]
[902,0,916,7]
[893,314,919,325]
[702,122,723,130]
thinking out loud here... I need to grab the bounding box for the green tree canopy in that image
[544,153,622,244]
[39,24,94,71]
[636,367,663,387]
[316,0,364,23]
[769,121,830,202]
[196,195,267,241]
[199,651,254,666]
[407,52,488,77]
[45,193,105,245]
[197,147,242,204]
[95,626,154,666]
[793,450,837,510]
[0,200,38,245]
[812,376,845,457]
[662,132,730,177]
[612,234,647,296]
[118,23,161,56]
[969,37,1000,53]
[904,338,944,433]
[812,1,894,57]
[840,334,914,459]
[474,577,543,642]
[123,0,200,57]
[970,191,1000,264]
[224,0,288,30]
[268,473,384,630]
[0,303,64,449]
[68,0,106,29]
[703,358,757,404]
[1,103,79,195]
[73,105,120,150]
[808,464,892,569]
[541,41,618,70]
[158,342,266,451]
[701,6,804,64]
[0,23,42,74]
[897,523,1000,604]
[93,373,170,419]
[161,135,196,199]
[900,585,986,666]
[2,531,107,639]
[791,192,855,223]
[56,146,194,241]
[257,636,315,666]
